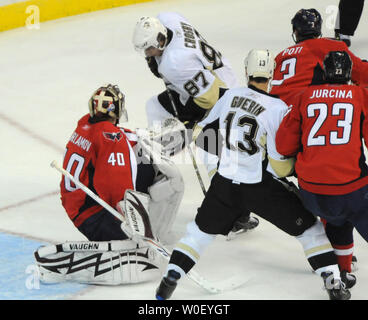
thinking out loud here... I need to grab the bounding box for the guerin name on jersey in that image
[230,96,265,116]
[69,132,92,151]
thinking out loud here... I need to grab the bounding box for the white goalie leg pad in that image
[295,220,340,278]
[148,162,184,244]
[148,176,184,244]
[134,136,184,243]
[34,240,166,285]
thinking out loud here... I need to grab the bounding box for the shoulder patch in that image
[103,131,123,142]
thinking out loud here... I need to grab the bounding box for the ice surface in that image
[0,0,367,300]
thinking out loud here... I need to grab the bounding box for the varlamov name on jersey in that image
[231,96,265,116]
[69,132,92,151]
[310,88,353,99]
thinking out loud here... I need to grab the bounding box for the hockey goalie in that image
[34,84,185,285]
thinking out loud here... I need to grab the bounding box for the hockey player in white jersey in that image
[132,12,259,235]
[155,49,351,300]
[133,12,237,131]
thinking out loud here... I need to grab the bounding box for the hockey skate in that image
[227,214,259,240]
[341,270,356,289]
[322,272,351,300]
[156,270,181,300]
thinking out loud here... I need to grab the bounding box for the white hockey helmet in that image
[244,49,275,80]
[132,17,168,55]
[88,84,128,123]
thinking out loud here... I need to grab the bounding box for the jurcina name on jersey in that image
[309,88,353,99]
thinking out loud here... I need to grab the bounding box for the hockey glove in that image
[136,118,189,157]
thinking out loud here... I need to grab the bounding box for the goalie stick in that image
[50,160,240,294]
[164,85,207,196]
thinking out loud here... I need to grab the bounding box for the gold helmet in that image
[88,84,128,123]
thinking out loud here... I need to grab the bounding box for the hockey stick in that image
[50,161,136,240]
[50,160,230,294]
[164,85,207,196]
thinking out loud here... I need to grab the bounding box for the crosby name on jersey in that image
[155,12,238,110]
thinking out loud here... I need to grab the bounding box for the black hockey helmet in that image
[323,51,352,84]
[291,8,322,43]
[88,84,128,123]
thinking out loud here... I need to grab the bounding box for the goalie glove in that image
[136,118,189,156]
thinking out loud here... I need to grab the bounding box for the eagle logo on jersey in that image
[103,131,122,142]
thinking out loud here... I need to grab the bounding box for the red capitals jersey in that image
[276,84,368,195]
[271,38,368,105]
[60,114,138,227]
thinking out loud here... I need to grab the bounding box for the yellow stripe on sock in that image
[176,243,200,261]
[305,244,333,257]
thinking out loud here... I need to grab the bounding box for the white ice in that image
[0,0,367,300]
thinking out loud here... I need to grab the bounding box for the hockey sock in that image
[333,244,353,273]
[167,250,196,278]
[296,220,339,278]
[167,220,216,279]
[323,220,354,273]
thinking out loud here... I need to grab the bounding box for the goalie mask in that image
[132,17,168,56]
[88,84,128,123]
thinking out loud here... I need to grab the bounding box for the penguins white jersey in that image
[156,12,238,109]
[197,85,294,183]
